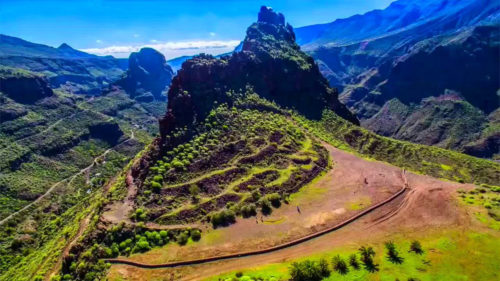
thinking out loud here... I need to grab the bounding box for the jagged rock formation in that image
[160,6,358,140]
[115,48,174,102]
[0,68,53,103]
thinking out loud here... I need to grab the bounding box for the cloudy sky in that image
[1,0,393,59]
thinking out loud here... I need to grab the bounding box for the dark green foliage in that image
[289,259,330,281]
[176,231,190,245]
[349,253,360,270]
[259,198,272,215]
[190,229,201,241]
[385,241,404,264]
[241,203,257,218]
[267,193,281,208]
[318,258,331,277]
[359,246,379,272]
[332,255,349,275]
[409,240,424,255]
[211,209,236,228]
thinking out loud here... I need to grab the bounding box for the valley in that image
[0,1,499,281]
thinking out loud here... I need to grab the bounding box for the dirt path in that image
[0,135,134,226]
[107,142,474,280]
[105,185,407,268]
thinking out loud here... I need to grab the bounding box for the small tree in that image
[318,258,331,277]
[359,246,378,272]
[289,260,325,281]
[189,184,200,203]
[191,229,201,241]
[385,241,404,264]
[409,240,424,255]
[332,255,349,275]
[349,253,360,270]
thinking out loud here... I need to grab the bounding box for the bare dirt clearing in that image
[107,142,476,280]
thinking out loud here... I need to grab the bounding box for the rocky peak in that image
[159,7,358,142]
[115,47,174,101]
[258,6,285,25]
[243,6,296,52]
[57,43,72,50]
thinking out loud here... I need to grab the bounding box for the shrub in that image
[177,231,190,245]
[211,209,236,228]
[385,241,404,264]
[241,203,257,218]
[332,255,348,275]
[359,246,378,272]
[191,229,201,241]
[260,198,272,215]
[349,253,360,270]
[267,193,281,208]
[150,181,161,192]
[289,260,328,281]
[318,258,331,277]
[409,240,424,254]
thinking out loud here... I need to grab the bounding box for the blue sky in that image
[0,0,394,59]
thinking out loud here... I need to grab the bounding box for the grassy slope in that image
[0,69,165,280]
[204,228,500,281]
[296,110,499,185]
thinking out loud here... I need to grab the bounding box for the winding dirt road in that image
[105,184,408,268]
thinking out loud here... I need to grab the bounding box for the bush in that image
[177,231,190,245]
[241,203,257,218]
[409,240,424,254]
[349,253,360,270]
[267,193,281,208]
[150,181,161,192]
[332,255,348,275]
[260,198,272,215]
[289,260,329,281]
[211,209,236,228]
[385,241,404,264]
[191,229,201,241]
[359,246,378,272]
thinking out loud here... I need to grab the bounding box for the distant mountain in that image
[0,34,127,95]
[167,56,193,72]
[294,0,500,158]
[112,48,174,102]
[296,0,500,48]
[0,34,97,59]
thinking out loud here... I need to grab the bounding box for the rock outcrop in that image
[115,48,174,101]
[159,6,358,140]
[0,69,53,103]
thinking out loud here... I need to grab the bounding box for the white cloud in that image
[150,39,158,43]
[96,39,103,44]
[209,32,216,37]
[81,40,241,59]
[133,34,140,38]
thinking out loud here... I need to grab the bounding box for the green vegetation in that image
[205,230,500,281]
[296,110,500,185]
[134,95,328,228]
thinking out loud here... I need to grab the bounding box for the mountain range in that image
[294,0,500,158]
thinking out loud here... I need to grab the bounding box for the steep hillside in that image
[294,0,500,158]
[0,34,127,95]
[26,7,497,281]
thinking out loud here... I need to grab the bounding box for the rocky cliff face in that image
[115,48,174,102]
[159,6,358,140]
[0,68,53,103]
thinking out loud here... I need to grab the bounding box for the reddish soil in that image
[107,143,475,280]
